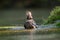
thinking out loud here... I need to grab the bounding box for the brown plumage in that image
[24,11,37,29]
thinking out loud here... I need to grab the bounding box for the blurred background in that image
[0,0,60,26]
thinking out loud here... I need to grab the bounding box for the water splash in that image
[24,24,58,40]
[37,24,57,30]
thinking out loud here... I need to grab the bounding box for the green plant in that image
[45,6,60,24]
[56,22,60,28]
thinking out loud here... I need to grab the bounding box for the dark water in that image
[0,25,60,40]
[0,8,60,40]
[0,34,60,40]
[0,30,60,40]
[0,8,50,25]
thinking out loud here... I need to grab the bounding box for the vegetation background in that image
[0,0,60,26]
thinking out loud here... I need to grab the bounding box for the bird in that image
[24,10,37,29]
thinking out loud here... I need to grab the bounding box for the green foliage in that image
[56,22,60,28]
[45,6,60,24]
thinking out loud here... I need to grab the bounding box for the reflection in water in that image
[0,24,60,40]
[0,33,60,40]
[29,29,36,40]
